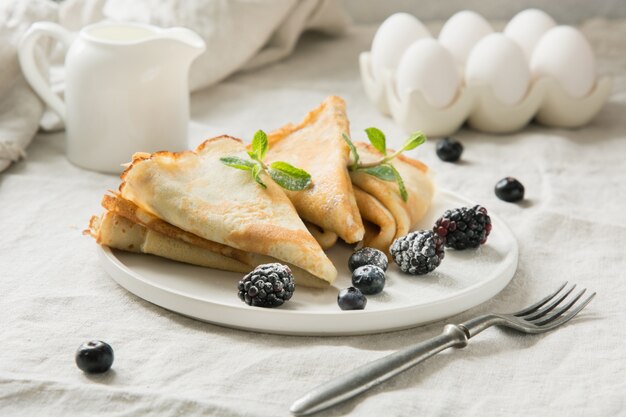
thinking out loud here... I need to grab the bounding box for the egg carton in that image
[360,52,612,137]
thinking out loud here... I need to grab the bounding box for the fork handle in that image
[290,324,469,416]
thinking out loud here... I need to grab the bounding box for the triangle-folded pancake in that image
[265,96,364,244]
[105,192,337,260]
[304,222,338,250]
[86,210,331,288]
[350,142,434,243]
[118,135,337,285]
[87,212,251,273]
[101,193,257,266]
[353,186,397,257]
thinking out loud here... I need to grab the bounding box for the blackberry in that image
[434,205,492,250]
[495,177,524,202]
[238,263,295,308]
[436,137,463,162]
[390,230,445,275]
[348,247,388,272]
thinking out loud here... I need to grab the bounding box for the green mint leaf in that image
[220,156,256,171]
[252,164,267,188]
[360,164,395,181]
[268,161,312,191]
[252,130,269,160]
[365,127,387,155]
[388,163,408,202]
[341,133,360,170]
[247,150,258,161]
[401,131,427,152]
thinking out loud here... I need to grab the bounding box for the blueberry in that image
[352,265,386,295]
[495,177,524,202]
[75,340,114,374]
[436,137,463,162]
[337,287,367,310]
[348,247,388,272]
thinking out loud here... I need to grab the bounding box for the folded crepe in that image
[104,189,337,254]
[100,193,257,266]
[265,96,364,244]
[353,186,396,257]
[304,223,338,250]
[87,204,332,288]
[87,211,251,273]
[350,142,434,254]
[98,193,336,286]
[115,135,337,286]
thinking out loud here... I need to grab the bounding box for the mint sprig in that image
[344,128,427,202]
[220,156,256,171]
[220,130,312,191]
[251,130,268,161]
[342,133,360,171]
[364,127,387,155]
[251,163,266,188]
[268,161,312,191]
[360,164,395,181]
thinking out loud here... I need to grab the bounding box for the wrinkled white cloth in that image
[0,0,349,172]
[0,0,57,172]
[1,18,625,417]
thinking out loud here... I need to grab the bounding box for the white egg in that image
[370,13,431,81]
[438,11,493,67]
[530,26,596,98]
[504,9,556,62]
[395,39,460,108]
[465,33,531,105]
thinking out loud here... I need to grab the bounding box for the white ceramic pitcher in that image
[19,22,206,173]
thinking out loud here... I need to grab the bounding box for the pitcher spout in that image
[160,27,206,60]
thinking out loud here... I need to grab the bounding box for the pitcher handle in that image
[18,22,73,125]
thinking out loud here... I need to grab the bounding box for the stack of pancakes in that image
[86,96,434,288]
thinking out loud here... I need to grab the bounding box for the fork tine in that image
[522,284,576,320]
[513,282,568,316]
[532,289,587,326]
[533,292,596,330]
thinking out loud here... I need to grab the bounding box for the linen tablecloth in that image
[1,19,625,417]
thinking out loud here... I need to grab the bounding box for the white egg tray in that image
[360,52,612,136]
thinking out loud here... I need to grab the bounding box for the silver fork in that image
[290,282,595,416]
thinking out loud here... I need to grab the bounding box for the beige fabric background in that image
[1,17,625,417]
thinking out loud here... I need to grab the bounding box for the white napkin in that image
[0,0,350,172]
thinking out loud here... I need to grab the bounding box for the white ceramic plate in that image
[98,190,518,336]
